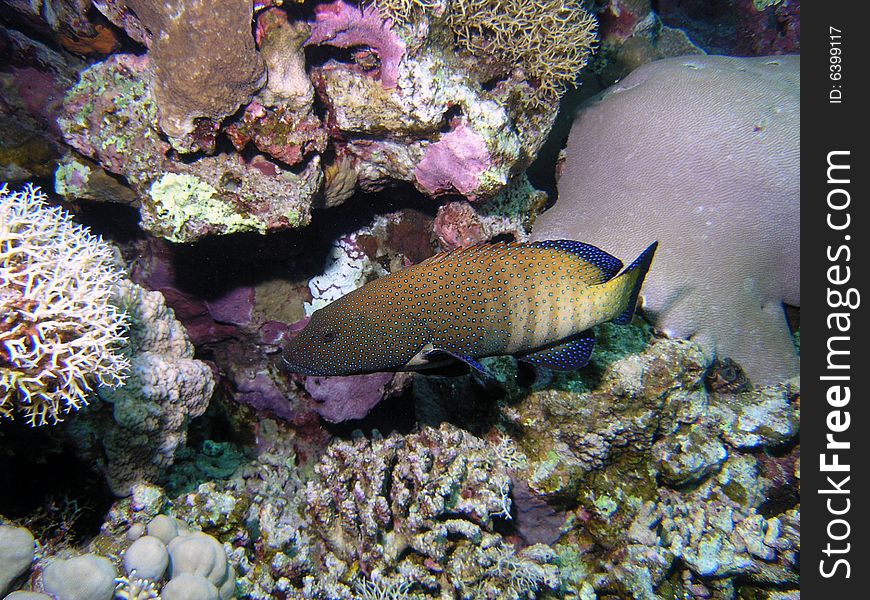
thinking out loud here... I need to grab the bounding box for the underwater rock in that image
[58,55,320,243]
[3,0,120,55]
[713,381,800,449]
[50,0,592,239]
[93,0,265,146]
[305,0,583,201]
[433,174,547,250]
[53,154,138,205]
[655,455,799,581]
[0,27,81,181]
[226,8,326,172]
[651,422,728,486]
[0,525,35,597]
[657,0,800,56]
[498,331,799,596]
[433,201,486,250]
[533,55,800,385]
[506,337,709,500]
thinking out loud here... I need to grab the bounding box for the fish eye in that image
[322,330,337,343]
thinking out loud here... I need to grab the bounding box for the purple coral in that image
[304,372,396,423]
[414,122,492,199]
[306,0,406,88]
[205,287,255,328]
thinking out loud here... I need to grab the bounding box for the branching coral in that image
[447,0,598,101]
[0,183,129,426]
[373,0,598,103]
[304,424,560,596]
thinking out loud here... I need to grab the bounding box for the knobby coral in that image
[0,183,129,426]
[87,279,216,496]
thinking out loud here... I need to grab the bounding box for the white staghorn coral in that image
[0,183,129,426]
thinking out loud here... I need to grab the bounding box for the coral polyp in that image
[0,184,129,426]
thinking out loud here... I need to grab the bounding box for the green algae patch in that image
[147,172,267,242]
[54,160,92,197]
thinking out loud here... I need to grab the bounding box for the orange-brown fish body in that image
[282,240,657,376]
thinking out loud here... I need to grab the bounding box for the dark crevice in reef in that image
[155,184,438,301]
[321,382,418,440]
[438,104,465,133]
[0,420,114,549]
[72,200,145,244]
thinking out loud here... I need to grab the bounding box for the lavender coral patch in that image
[414,122,492,199]
[304,372,396,423]
[306,0,406,89]
[205,287,255,327]
[235,372,297,423]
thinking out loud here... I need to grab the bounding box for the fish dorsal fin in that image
[420,240,509,265]
[530,240,623,282]
[519,332,596,371]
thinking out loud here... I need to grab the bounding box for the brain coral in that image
[532,55,800,385]
[0,184,129,426]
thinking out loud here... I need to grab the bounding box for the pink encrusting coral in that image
[306,0,406,89]
[414,122,492,199]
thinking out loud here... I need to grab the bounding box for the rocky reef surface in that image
[1,1,799,598]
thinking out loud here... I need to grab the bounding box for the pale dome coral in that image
[0,184,129,426]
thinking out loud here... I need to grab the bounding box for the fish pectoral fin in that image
[519,332,596,371]
[405,342,440,368]
[407,344,497,378]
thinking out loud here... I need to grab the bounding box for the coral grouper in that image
[282,240,657,377]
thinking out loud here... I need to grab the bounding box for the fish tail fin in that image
[606,241,658,325]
